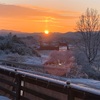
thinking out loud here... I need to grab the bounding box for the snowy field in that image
[0,50,51,65]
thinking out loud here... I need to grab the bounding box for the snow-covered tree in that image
[44,50,74,65]
[76,8,100,63]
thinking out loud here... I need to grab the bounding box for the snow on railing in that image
[0,60,100,100]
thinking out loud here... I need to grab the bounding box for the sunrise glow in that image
[44,30,49,34]
[0,0,99,32]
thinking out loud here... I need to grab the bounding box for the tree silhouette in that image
[76,8,100,63]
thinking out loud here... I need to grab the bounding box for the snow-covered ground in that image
[0,96,10,100]
[0,51,50,65]
[0,50,100,91]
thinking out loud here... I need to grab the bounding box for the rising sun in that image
[44,30,49,34]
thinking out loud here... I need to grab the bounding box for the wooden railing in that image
[0,61,100,100]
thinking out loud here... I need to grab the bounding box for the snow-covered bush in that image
[4,54,26,62]
[44,50,73,65]
[67,63,88,78]
[0,34,40,56]
[0,50,5,55]
[74,48,100,80]
[43,50,88,78]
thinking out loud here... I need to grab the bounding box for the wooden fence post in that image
[67,81,74,100]
[15,70,21,100]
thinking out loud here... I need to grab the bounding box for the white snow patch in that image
[0,96,10,100]
[70,79,100,90]
[0,51,50,65]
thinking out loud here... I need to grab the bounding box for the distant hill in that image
[0,29,26,36]
[0,29,81,40]
[0,29,41,37]
[64,32,80,39]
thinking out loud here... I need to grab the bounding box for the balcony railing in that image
[0,60,99,100]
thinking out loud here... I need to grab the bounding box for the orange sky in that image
[0,4,80,33]
[0,0,100,33]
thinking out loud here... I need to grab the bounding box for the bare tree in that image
[76,8,100,63]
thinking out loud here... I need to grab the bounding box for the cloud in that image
[0,4,79,20]
[0,4,79,32]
